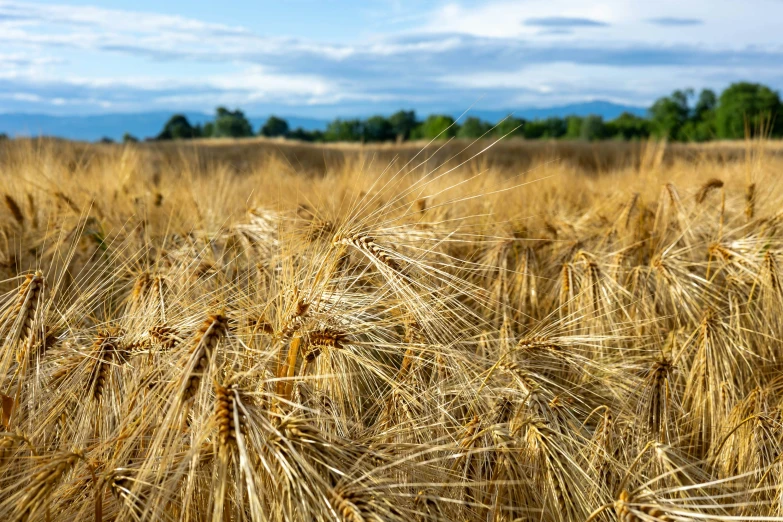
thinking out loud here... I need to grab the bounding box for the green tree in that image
[694,89,717,121]
[681,89,717,141]
[494,117,525,138]
[202,122,215,138]
[287,128,323,142]
[416,115,458,140]
[565,116,583,139]
[324,119,363,142]
[362,115,394,142]
[157,114,197,140]
[649,89,692,140]
[260,116,289,137]
[541,117,567,138]
[389,110,418,142]
[0,133,9,141]
[212,107,253,138]
[715,82,782,139]
[579,115,606,141]
[521,118,567,139]
[523,120,547,139]
[457,117,492,139]
[122,132,139,143]
[607,112,650,140]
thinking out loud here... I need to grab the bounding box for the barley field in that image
[1,137,783,521]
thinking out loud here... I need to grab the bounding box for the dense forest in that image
[128,82,782,143]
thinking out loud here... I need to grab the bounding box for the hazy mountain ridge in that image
[0,112,329,142]
[0,101,647,141]
[466,100,647,123]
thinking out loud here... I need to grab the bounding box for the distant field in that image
[0,137,782,521]
[3,136,781,176]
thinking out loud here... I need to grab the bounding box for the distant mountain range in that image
[464,100,647,123]
[0,101,647,142]
[0,112,329,142]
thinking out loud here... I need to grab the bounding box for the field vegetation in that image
[139,81,782,144]
[0,136,783,521]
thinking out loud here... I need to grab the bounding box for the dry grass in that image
[0,136,783,521]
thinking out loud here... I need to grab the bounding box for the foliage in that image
[457,117,493,139]
[522,117,568,139]
[679,89,718,142]
[542,116,568,138]
[605,112,650,140]
[287,127,323,142]
[212,107,254,138]
[716,82,782,139]
[145,82,783,144]
[565,116,584,139]
[389,110,418,141]
[694,89,718,121]
[494,116,525,138]
[260,116,289,138]
[324,118,364,142]
[579,114,606,141]
[122,133,139,144]
[520,119,544,139]
[157,114,198,140]
[414,114,458,140]
[362,115,395,142]
[649,89,692,140]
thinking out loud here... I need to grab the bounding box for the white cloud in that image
[0,0,251,35]
[0,63,364,111]
[0,0,360,61]
[0,0,781,114]
[424,0,783,49]
[7,92,41,102]
[439,61,783,106]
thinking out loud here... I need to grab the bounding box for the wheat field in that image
[1,137,783,521]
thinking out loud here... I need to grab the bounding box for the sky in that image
[1,0,782,117]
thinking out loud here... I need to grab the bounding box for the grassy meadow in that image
[1,136,783,521]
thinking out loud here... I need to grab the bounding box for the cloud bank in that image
[0,0,781,115]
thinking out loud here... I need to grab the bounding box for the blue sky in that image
[1,0,781,117]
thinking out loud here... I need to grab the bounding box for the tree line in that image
[131,82,782,144]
